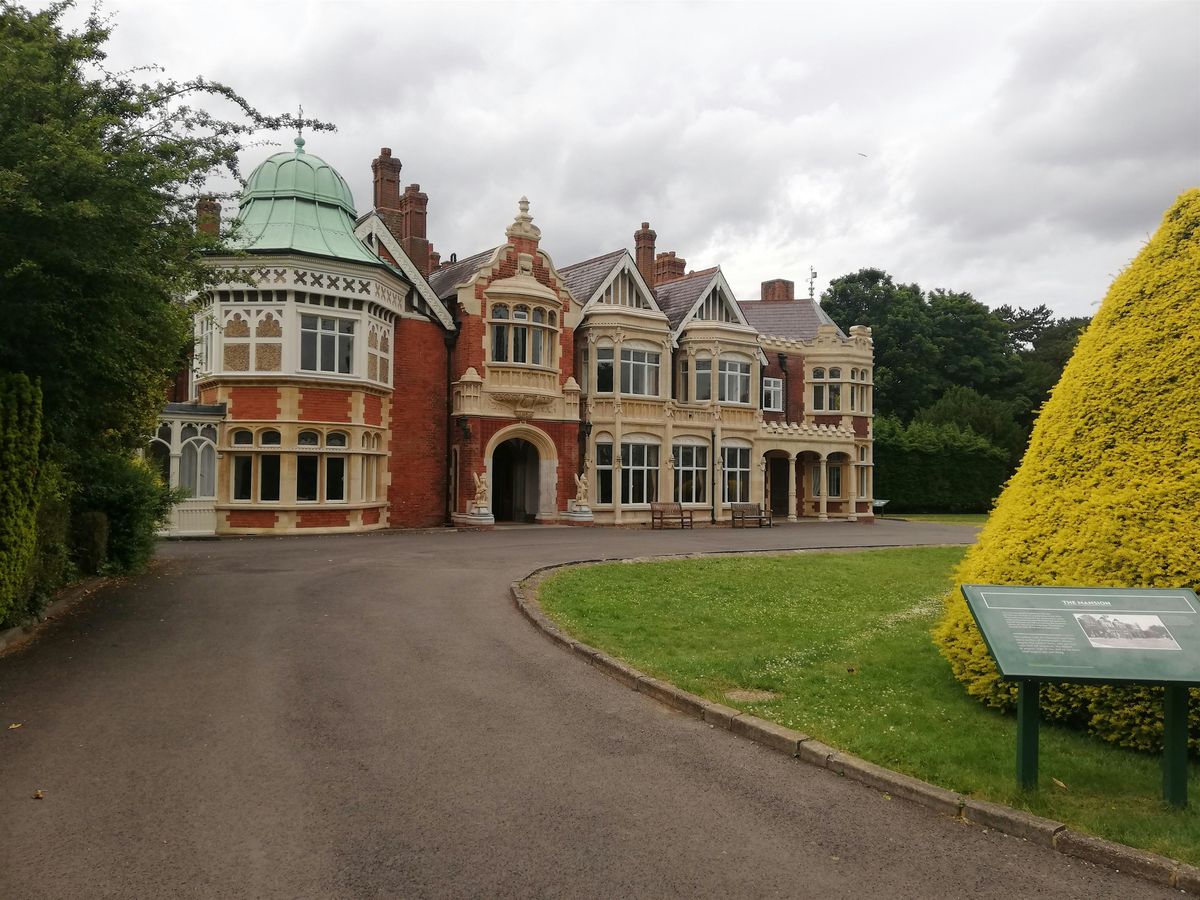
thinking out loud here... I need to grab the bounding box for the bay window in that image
[620,348,660,396]
[596,348,614,392]
[718,359,751,404]
[695,358,712,401]
[595,440,614,503]
[621,440,659,505]
[489,302,557,367]
[722,445,751,503]
[674,443,708,504]
[300,315,354,375]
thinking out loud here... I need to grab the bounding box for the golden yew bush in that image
[935,189,1200,753]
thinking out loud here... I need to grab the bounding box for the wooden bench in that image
[650,502,693,529]
[731,502,773,528]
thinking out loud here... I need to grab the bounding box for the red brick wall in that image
[852,416,870,437]
[200,387,218,405]
[364,394,383,426]
[298,387,352,423]
[388,318,448,527]
[362,507,381,525]
[297,510,350,528]
[761,351,806,424]
[814,415,843,427]
[227,509,278,528]
[229,386,280,420]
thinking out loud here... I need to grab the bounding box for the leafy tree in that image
[821,269,942,420]
[926,289,1020,399]
[915,386,1027,465]
[0,1,329,579]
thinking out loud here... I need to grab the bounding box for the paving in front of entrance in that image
[0,522,1177,898]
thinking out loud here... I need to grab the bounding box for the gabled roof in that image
[426,247,500,301]
[737,298,846,342]
[653,268,719,330]
[559,249,626,305]
[352,214,456,330]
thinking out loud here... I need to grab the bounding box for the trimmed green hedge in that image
[0,373,43,624]
[873,416,1009,513]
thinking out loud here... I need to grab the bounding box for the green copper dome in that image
[232,138,383,267]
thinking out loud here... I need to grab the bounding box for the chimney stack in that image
[654,251,686,285]
[399,183,431,276]
[761,279,795,302]
[196,196,221,236]
[371,147,402,210]
[634,222,657,286]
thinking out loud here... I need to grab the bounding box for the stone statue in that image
[472,472,489,511]
[574,471,589,507]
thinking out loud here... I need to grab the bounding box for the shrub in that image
[0,372,42,624]
[873,416,1010,513]
[934,189,1200,754]
[71,510,109,575]
[76,452,173,574]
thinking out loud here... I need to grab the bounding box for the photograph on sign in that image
[1074,613,1181,651]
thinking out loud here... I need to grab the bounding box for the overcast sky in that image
[62,0,1200,318]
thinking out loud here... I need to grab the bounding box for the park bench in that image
[731,502,773,528]
[650,501,693,529]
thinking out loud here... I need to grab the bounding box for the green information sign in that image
[961,585,1200,685]
[962,584,1198,808]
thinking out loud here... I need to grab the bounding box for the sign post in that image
[961,585,1199,808]
[1016,680,1039,790]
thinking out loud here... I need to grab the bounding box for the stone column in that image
[818,456,828,521]
[787,453,798,522]
[848,457,858,521]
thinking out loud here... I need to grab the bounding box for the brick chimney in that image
[399,183,431,276]
[196,196,220,236]
[761,279,795,302]
[371,147,402,209]
[634,222,656,286]
[654,251,686,285]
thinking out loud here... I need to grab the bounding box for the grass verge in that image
[892,513,990,525]
[538,547,1200,864]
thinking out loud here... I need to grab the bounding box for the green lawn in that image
[892,512,990,525]
[538,548,1200,864]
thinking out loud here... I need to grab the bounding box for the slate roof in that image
[737,297,846,342]
[426,247,499,301]
[558,249,626,305]
[653,268,719,330]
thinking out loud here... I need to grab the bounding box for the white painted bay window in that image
[620,347,660,396]
[300,314,355,374]
[718,358,751,404]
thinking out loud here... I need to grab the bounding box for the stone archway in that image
[492,438,539,522]
[484,424,560,523]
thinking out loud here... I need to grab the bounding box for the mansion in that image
[155,139,875,535]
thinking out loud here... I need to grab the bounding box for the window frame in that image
[300,313,355,375]
[722,445,751,504]
[763,377,784,412]
[673,443,708,505]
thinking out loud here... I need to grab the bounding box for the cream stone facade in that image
[158,142,874,535]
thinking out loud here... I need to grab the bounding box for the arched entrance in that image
[492,438,540,522]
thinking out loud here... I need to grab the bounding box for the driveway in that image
[0,521,1176,898]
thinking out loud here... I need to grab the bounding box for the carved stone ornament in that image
[472,472,489,512]
[492,392,555,416]
[574,471,589,506]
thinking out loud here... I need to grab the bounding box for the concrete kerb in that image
[510,553,1200,897]
[0,576,111,655]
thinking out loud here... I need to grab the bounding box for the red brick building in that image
[156,142,873,535]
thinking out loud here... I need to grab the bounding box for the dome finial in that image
[294,103,305,154]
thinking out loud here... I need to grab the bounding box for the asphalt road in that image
[0,521,1179,898]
